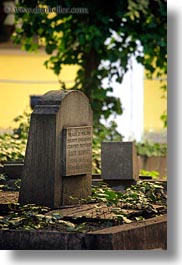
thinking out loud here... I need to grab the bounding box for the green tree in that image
[13,0,167,131]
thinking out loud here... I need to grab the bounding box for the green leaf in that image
[52,212,63,220]
[58,220,75,228]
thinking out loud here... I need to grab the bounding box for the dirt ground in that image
[0,191,19,204]
[0,189,167,234]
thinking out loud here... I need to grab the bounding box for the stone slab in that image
[101,142,139,180]
[47,203,166,221]
[2,162,23,179]
[0,215,167,250]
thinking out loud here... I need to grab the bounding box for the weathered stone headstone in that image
[101,142,139,181]
[19,90,93,208]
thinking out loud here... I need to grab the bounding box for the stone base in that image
[62,174,92,205]
[103,179,137,191]
[0,215,167,250]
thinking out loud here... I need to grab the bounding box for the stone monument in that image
[101,142,139,183]
[19,90,93,208]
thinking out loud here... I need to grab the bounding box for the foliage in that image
[135,140,167,157]
[0,174,21,191]
[0,202,104,232]
[123,181,166,206]
[0,110,30,163]
[139,169,159,179]
[160,110,167,128]
[159,83,167,128]
[91,184,123,206]
[12,109,30,139]
[13,0,167,129]
[0,135,26,163]
[91,181,166,206]
[0,181,167,230]
[88,181,167,223]
[0,203,88,232]
[0,204,65,231]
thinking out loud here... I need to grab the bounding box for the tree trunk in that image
[83,48,100,103]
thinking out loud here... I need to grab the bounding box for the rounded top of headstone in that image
[38,90,89,105]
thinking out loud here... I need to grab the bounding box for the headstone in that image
[19,90,93,208]
[101,142,139,181]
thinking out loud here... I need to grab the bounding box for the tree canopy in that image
[13,0,167,130]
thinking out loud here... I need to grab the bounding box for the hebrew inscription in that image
[62,126,92,176]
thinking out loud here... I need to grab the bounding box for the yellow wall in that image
[0,50,78,130]
[144,79,167,132]
[0,49,167,135]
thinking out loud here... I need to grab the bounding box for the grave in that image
[101,142,139,186]
[0,215,167,249]
[19,90,93,208]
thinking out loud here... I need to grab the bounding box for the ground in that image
[0,190,19,204]
[0,185,167,233]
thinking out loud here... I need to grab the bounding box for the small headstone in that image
[101,142,139,181]
[19,90,93,208]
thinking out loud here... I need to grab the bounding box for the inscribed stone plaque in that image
[63,126,92,176]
